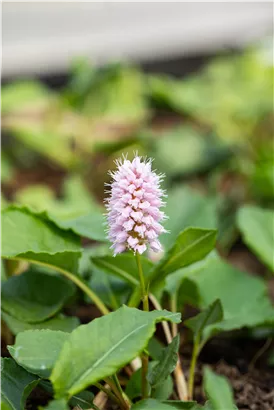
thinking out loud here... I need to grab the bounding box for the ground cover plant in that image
[1,41,274,410]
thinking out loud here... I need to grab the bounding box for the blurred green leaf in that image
[162,402,198,410]
[185,300,223,345]
[268,349,274,366]
[69,391,95,410]
[1,81,52,114]
[91,253,153,286]
[203,367,237,410]
[2,311,79,335]
[88,269,131,310]
[1,269,75,323]
[41,399,69,410]
[237,206,274,271]
[1,205,82,273]
[131,399,193,410]
[150,126,231,178]
[1,357,39,410]
[162,186,218,249]
[1,152,15,183]
[15,177,107,242]
[149,49,273,142]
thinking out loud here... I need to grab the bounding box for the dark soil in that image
[184,337,274,410]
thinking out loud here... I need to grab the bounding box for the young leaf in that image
[147,334,179,388]
[2,311,79,335]
[91,253,154,286]
[125,362,173,400]
[184,300,223,345]
[151,228,217,287]
[42,399,69,410]
[8,329,69,378]
[203,367,236,410]
[2,206,81,273]
[237,206,274,271]
[51,306,181,398]
[1,270,75,323]
[1,357,39,410]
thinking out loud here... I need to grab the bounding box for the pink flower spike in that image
[105,155,167,255]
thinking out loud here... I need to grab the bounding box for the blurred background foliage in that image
[1,42,274,256]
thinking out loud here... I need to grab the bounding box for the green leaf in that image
[147,335,179,388]
[184,300,223,345]
[147,337,165,361]
[1,260,8,281]
[151,228,217,287]
[52,212,107,242]
[2,311,79,335]
[126,362,173,401]
[162,402,198,410]
[237,206,274,271]
[88,268,131,310]
[165,251,217,295]
[14,177,107,243]
[131,399,185,410]
[1,270,75,323]
[162,187,217,249]
[1,357,39,410]
[69,391,95,410]
[51,306,181,398]
[1,81,52,114]
[41,399,69,410]
[1,206,82,273]
[151,377,173,401]
[203,367,236,410]
[91,253,154,286]
[202,296,274,342]
[149,126,231,178]
[1,153,15,184]
[8,330,69,378]
[176,257,274,337]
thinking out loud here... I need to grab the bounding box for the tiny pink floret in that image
[106,156,167,255]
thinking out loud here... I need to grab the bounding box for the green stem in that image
[188,337,200,400]
[135,252,149,399]
[94,382,121,406]
[112,374,132,408]
[141,354,149,399]
[105,377,129,410]
[135,252,149,312]
[170,292,178,338]
[8,257,109,315]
